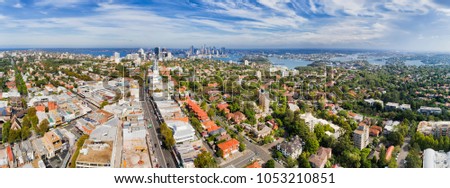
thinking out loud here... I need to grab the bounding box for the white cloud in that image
[35,0,85,7]
[309,0,318,13]
[201,0,307,31]
[1,1,450,50]
[13,3,23,8]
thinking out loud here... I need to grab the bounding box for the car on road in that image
[148,123,153,128]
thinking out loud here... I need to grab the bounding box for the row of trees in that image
[160,122,175,149]
[194,151,217,168]
[1,108,50,144]
[412,132,450,152]
[14,66,28,95]
[69,134,89,168]
[62,68,93,81]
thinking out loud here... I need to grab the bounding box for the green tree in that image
[22,116,31,129]
[69,134,89,168]
[160,123,175,148]
[100,101,109,109]
[388,131,404,146]
[28,107,37,117]
[2,121,11,143]
[21,126,31,140]
[263,135,274,144]
[388,159,398,168]
[216,149,224,158]
[8,129,21,143]
[378,146,388,167]
[314,124,326,142]
[286,157,298,168]
[37,119,50,136]
[405,146,422,168]
[264,159,275,168]
[207,108,216,118]
[194,151,217,168]
[305,134,320,154]
[298,152,311,168]
[239,142,246,152]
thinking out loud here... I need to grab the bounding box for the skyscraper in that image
[189,45,194,56]
[154,47,161,58]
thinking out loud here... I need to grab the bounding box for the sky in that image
[1,0,450,51]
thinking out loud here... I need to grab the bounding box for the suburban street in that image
[212,115,283,168]
[242,138,283,168]
[397,136,411,167]
[220,150,255,168]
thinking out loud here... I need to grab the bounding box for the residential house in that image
[399,104,411,111]
[217,139,239,159]
[217,102,230,114]
[369,126,383,137]
[364,98,384,107]
[277,135,303,159]
[385,102,399,111]
[31,138,50,159]
[384,120,400,134]
[252,124,272,139]
[246,161,262,168]
[309,147,332,168]
[20,140,34,163]
[226,111,247,124]
[418,106,442,115]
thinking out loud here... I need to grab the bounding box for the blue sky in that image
[1,0,450,51]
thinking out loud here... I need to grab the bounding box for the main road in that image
[140,85,177,168]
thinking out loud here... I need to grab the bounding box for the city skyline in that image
[1,0,450,52]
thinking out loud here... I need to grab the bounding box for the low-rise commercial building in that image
[423,148,450,168]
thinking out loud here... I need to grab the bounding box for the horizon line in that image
[1,47,450,54]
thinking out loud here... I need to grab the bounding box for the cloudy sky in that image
[1,0,450,51]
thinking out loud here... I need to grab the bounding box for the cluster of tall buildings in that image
[112,47,173,64]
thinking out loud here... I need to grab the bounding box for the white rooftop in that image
[423,148,450,168]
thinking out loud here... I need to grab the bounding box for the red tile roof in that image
[217,139,239,152]
[246,161,262,168]
[369,129,380,137]
[217,102,229,111]
[48,101,57,111]
[203,120,216,130]
[35,105,45,112]
[6,145,13,162]
[386,146,395,161]
[186,99,208,121]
